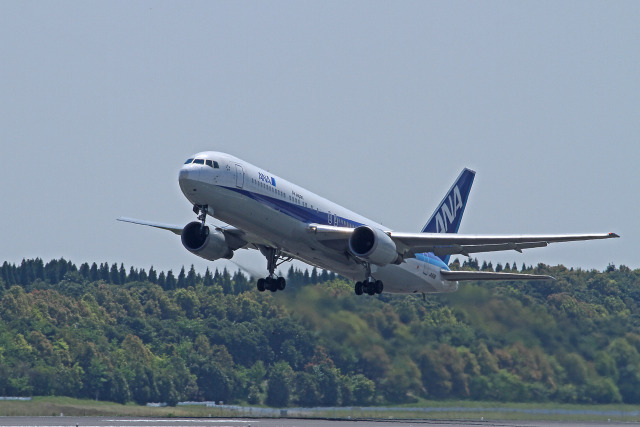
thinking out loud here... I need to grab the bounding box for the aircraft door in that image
[235,164,245,188]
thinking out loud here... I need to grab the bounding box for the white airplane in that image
[119,152,619,296]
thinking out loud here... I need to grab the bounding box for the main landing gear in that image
[256,247,291,293]
[257,276,286,292]
[354,279,383,296]
[354,263,384,296]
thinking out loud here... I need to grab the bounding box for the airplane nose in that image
[178,164,201,187]
[179,166,189,181]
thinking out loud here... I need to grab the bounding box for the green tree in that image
[351,374,375,405]
[266,361,294,407]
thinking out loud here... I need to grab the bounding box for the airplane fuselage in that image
[178,151,457,294]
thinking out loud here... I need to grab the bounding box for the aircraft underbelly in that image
[373,262,440,294]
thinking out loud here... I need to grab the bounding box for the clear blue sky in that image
[1,1,637,276]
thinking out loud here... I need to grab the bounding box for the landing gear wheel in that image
[367,282,376,296]
[355,281,363,295]
[268,278,278,292]
[375,280,383,294]
[277,277,286,290]
[257,278,265,292]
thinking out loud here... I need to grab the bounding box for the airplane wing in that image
[308,224,619,258]
[117,217,263,250]
[117,217,183,235]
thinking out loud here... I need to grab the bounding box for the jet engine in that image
[181,221,233,261]
[348,225,399,266]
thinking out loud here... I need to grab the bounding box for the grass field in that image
[0,396,639,422]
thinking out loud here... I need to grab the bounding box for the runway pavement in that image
[0,417,636,427]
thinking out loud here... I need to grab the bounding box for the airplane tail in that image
[421,168,476,264]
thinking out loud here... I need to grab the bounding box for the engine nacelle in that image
[348,225,399,266]
[181,221,233,261]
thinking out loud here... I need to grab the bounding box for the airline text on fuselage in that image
[259,172,276,187]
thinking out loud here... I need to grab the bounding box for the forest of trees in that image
[0,257,639,407]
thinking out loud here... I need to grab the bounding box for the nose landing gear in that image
[193,204,210,234]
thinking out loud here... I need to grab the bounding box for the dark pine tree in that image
[203,268,213,287]
[287,266,296,284]
[79,263,90,279]
[99,263,110,282]
[119,263,127,284]
[110,263,120,284]
[186,265,196,288]
[19,259,33,285]
[148,266,158,284]
[157,271,166,289]
[320,269,329,282]
[128,266,139,283]
[33,258,45,281]
[177,267,186,288]
[232,270,249,293]
[89,262,99,282]
[221,267,232,294]
[1,262,13,286]
[165,270,176,290]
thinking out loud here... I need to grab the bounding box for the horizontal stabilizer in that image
[440,270,554,281]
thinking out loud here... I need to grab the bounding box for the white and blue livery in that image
[119,152,619,296]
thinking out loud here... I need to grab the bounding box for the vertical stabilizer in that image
[421,168,475,264]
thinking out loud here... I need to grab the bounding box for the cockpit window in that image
[186,157,219,168]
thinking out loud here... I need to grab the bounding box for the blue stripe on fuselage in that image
[222,185,449,271]
[224,186,362,228]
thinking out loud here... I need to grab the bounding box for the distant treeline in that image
[0,258,337,292]
[0,258,638,407]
